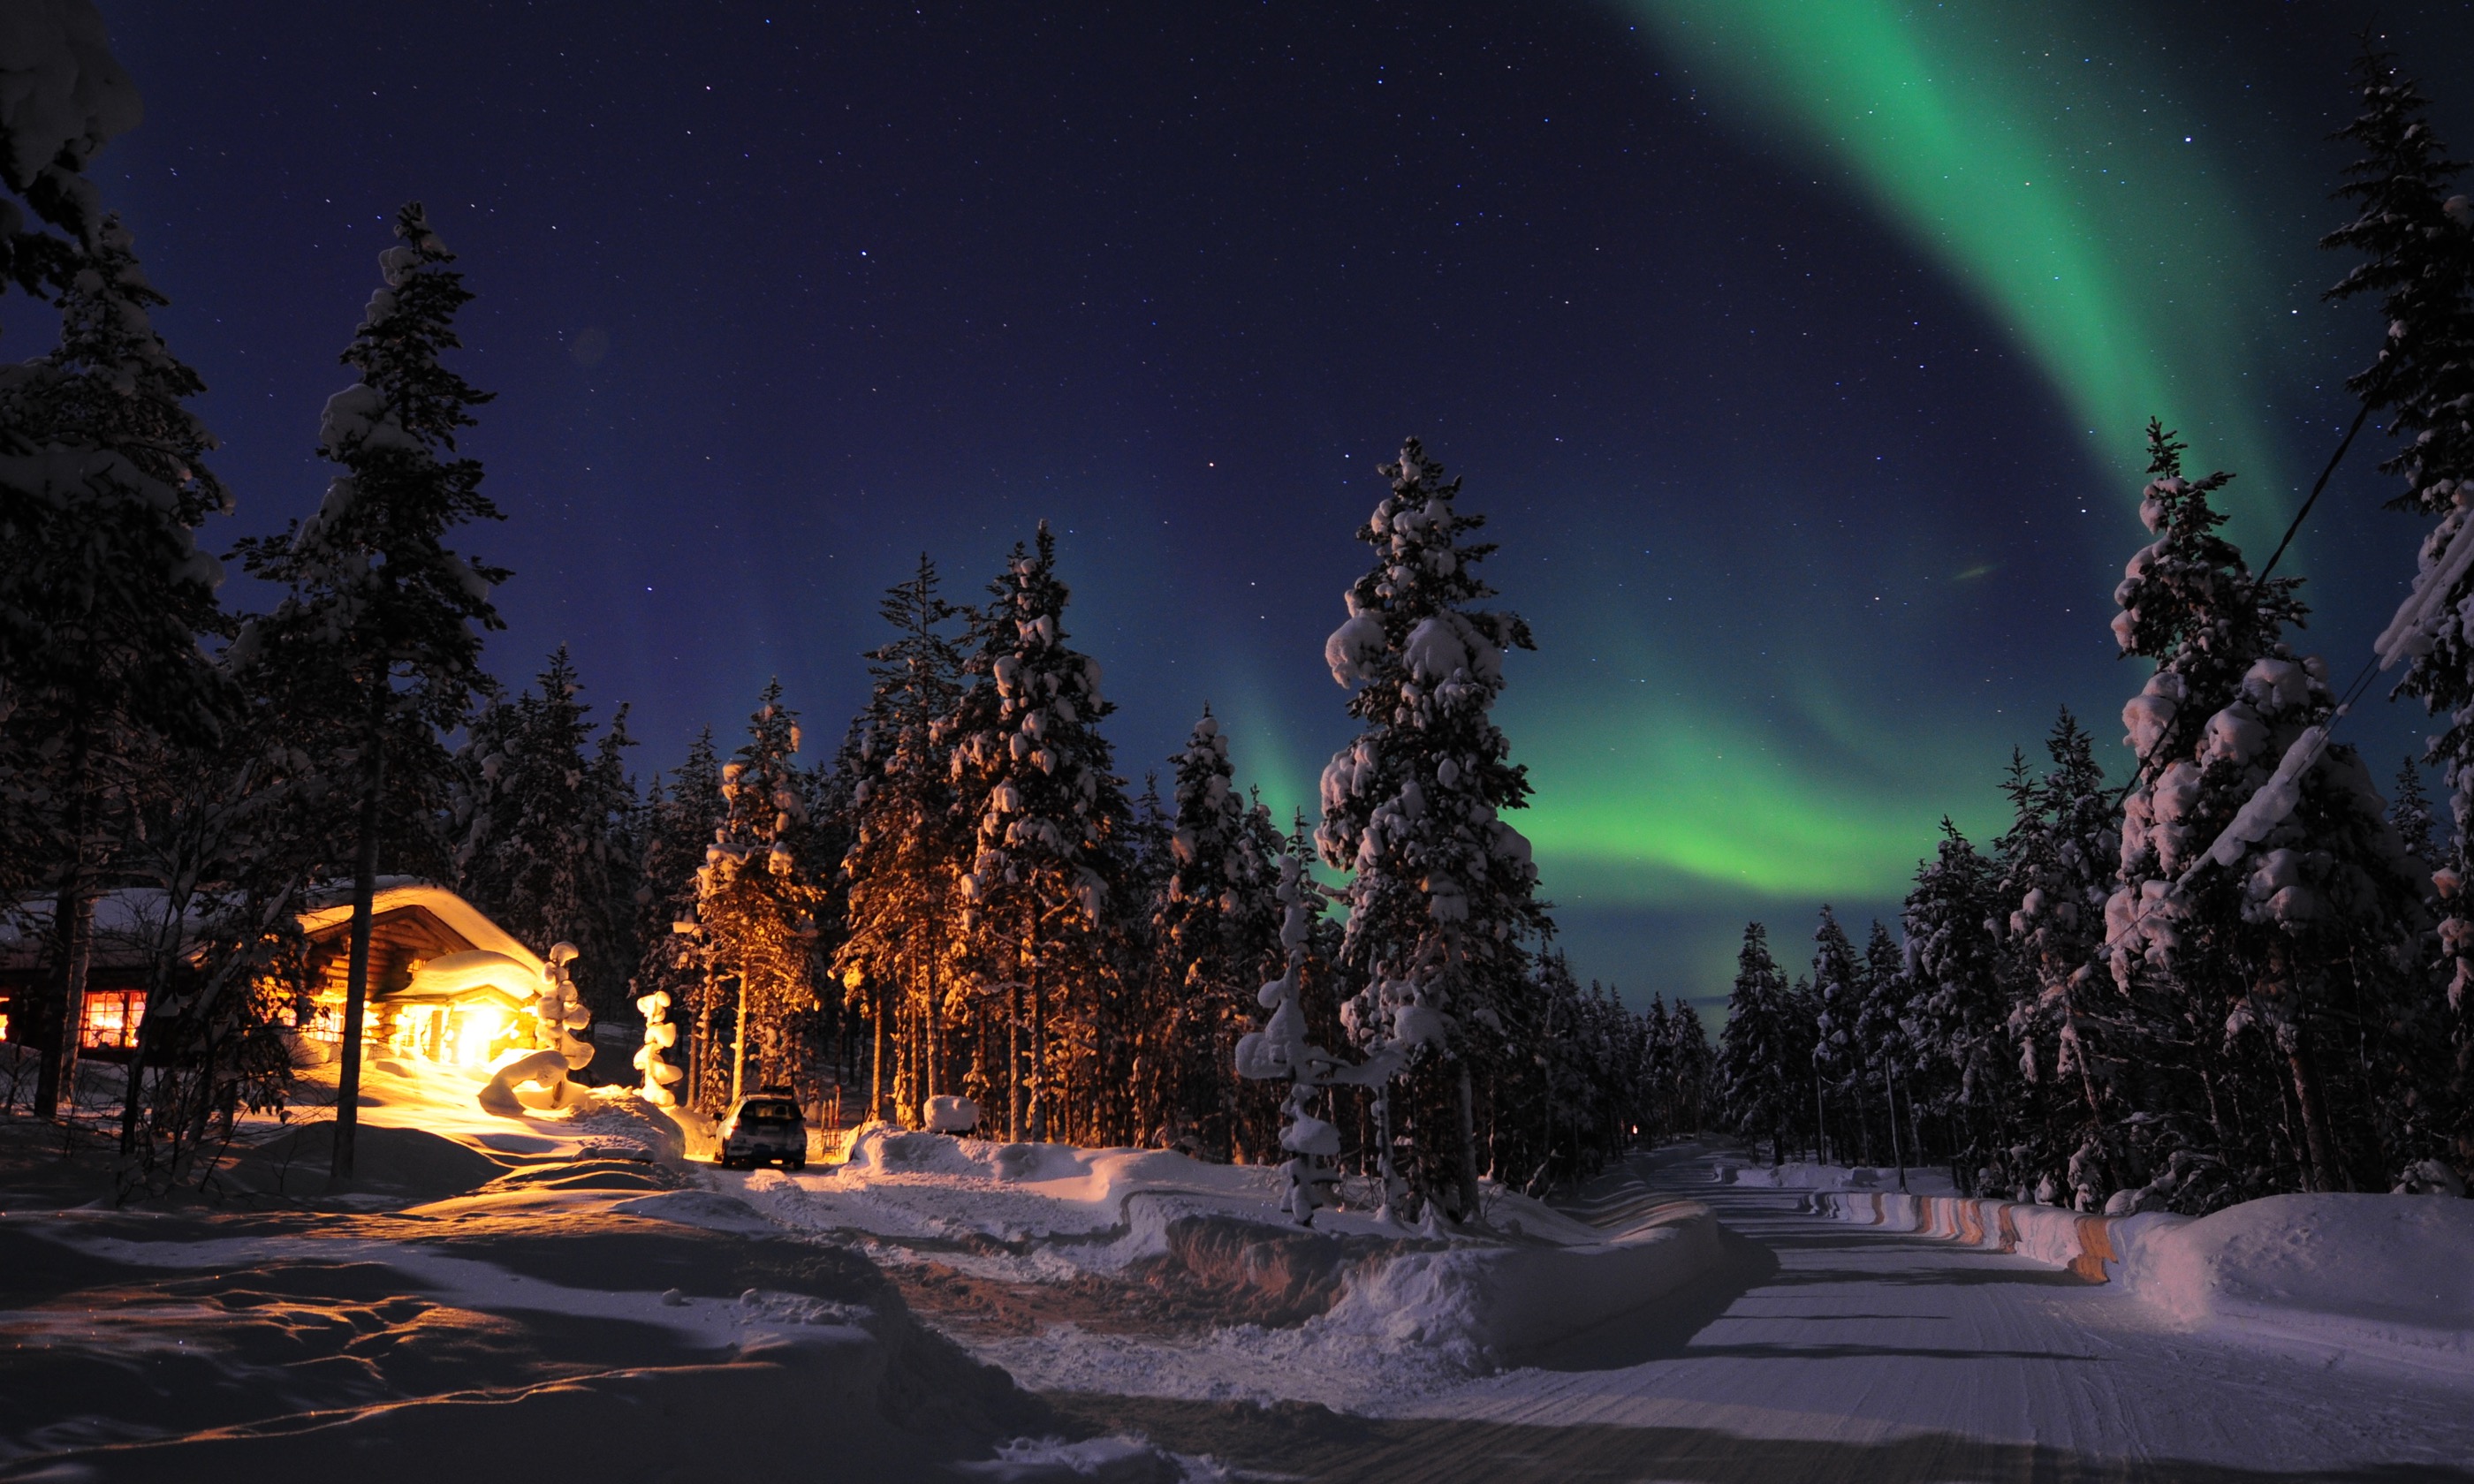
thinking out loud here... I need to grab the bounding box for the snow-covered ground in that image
[695,1123,1725,1401]
[6,1056,2471,1480]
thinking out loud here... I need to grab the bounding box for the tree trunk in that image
[1454,1058,1481,1220]
[2286,1037,2345,1193]
[1815,1069,1829,1166]
[34,728,93,1121]
[730,973,748,1108]
[330,701,388,1184]
[1882,1058,1906,1192]
[925,949,940,1104]
[1007,977,1023,1142]
[1030,979,1048,1144]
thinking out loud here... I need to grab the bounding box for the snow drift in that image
[1318,1200,1722,1369]
[2113,1192,2474,1374]
[1807,1181,2474,1373]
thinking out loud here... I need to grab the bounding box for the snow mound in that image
[959,1434,1194,1483]
[610,1188,782,1235]
[1714,1160,1954,1193]
[2115,1193,2474,1374]
[218,1120,507,1201]
[1317,1201,1721,1370]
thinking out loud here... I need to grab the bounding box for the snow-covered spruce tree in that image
[1897,822,2007,1191]
[948,523,1134,1144]
[0,211,230,1119]
[2391,758,2439,867]
[1641,991,1713,1140]
[1805,907,1865,1165]
[0,1,140,307]
[1991,714,2121,1200]
[1234,850,1396,1223]
[1152,708,1283,1160]
[232,205,505,1178]
[1317,438,1547,1222]
[1715,921,1795,1166]
[834,556,968,1125]
[687,683,823,1109]
[2105,423,2425,1201]
[1852,918,1910,1168]
[634,730,723,1108]
[453,647,638,1019]
[2321,51,2474,1187]
[2323,48,2474,521]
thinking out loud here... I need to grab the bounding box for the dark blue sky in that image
[55,1,2474,1014]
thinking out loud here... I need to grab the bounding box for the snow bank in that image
[1319,1200,1721,1369]
[2113,1193,2474,1374]
[1805,1187,2117,1280]
[1809,1183,2474,1373]
[1713,1160,1955,1194]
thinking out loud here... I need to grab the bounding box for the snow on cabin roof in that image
[1,882,549,987]
[294,882,546,980]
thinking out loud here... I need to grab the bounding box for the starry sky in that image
[51,1,2474,1018]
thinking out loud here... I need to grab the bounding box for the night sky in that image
[50,1,2474,1017]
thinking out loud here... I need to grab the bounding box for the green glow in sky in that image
[1508,641,2007,906]
[1626,0,2284,498]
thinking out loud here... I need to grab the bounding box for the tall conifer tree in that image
[233,204,505,1178]
[1316,438,1547,1220]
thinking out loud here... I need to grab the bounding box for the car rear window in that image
[740,1101,800,1122]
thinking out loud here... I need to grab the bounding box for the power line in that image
[2258,402,2374,583]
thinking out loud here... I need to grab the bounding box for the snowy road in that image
[1065,1150,2474,1481]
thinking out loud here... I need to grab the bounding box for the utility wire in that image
[2106,405,2375,805]
[2258,402,2374,583]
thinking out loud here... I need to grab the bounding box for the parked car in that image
[717,1091,808,1170]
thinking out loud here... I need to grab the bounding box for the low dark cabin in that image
[0,882,546,1071]
[0,891,203,1064]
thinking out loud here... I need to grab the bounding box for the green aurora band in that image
[1628,0,2283,491]
[1510,2,2296,913]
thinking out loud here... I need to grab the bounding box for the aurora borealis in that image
[66,1,2474,1015]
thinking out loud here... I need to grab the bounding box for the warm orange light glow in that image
[79,990,143,1050]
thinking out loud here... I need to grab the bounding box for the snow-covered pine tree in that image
[2106,422,2425,1200]
[0,2,140,307]
[232,204,505,1178]
[1151,708,1282,1160]
[2322,47,2474,519]
[1317,438,1548,1222]
[2392,757,2439,867]
[0,211,230,1119]
[1807,907,1864,1164]
[1992,714,2121,1200]
[1853,919,1912,1170]
[453,647,637,1018]
[1233,848,1389,1223]
[834,556,968,1125]
[1716,922,1795,1166]
[1666,995,1713,1135]
[1898,822,2006,1191]
[690,683,823,1108]
[634,730,723,1108]
[947,523,1134,1144]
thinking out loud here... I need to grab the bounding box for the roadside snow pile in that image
[715,1132,1726,1389]
[2115,1193,2474,1374]
[958,1434,1198,1483]
[1317,1201,1721,1368]
[1713,1159,1955,1194]
[1802,1166,2474,1374]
